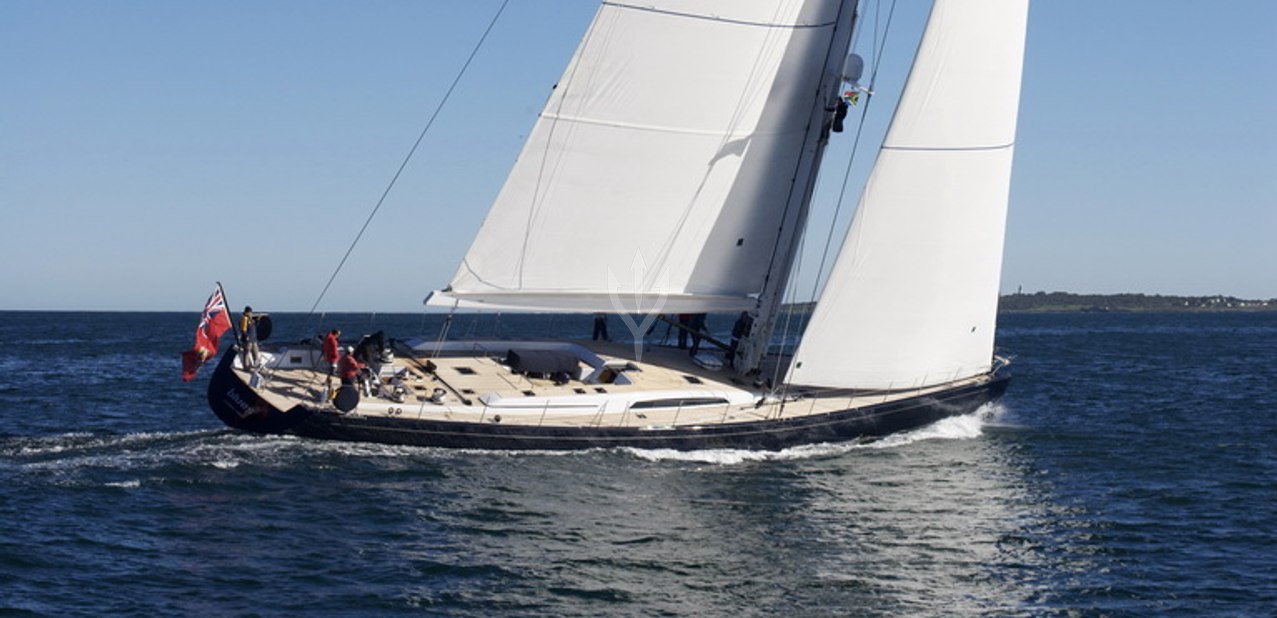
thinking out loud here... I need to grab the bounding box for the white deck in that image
[238,339,991,430]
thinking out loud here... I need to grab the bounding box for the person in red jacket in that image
[321,329,342,392]
[322,329,341,370]
[337,347,365,387]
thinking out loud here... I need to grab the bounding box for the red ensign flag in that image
[181,286,233,381]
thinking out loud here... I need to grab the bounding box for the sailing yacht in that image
[207,0,1028,450]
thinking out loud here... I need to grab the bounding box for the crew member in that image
[677,314,691,349]
[592,313,609,341]
[239,306,260,370]
[337,346,365,387]
[688,313,708,356]
[322,329,341,378]
[728,311,753,368]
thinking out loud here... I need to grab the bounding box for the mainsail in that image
[433,0,857,313]
[789,0,1029,389]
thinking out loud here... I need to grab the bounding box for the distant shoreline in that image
[996,292,1276,313]
[779,292,1277,314]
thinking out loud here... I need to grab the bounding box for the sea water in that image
[1,311,1274,616]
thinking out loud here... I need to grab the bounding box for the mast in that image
[734,0,860,375]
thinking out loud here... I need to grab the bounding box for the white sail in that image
[788,0,1028,389]
[435,0,855,313]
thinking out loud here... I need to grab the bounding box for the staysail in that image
[433,0,856,313]
[788,0,1029,389]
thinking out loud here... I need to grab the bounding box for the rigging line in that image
[604,2,837,30]
[433,300,458,357]
[848,1,865,53]
[304,0,512,320]
[872,0,881,71]
[804,0,898,312]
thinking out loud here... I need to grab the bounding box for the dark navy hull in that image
[207,349,1009,451]
[207,350,319,434]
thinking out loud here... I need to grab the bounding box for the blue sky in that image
[2,0,1274,311]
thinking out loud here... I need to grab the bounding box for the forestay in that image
[789,0,1029,389]
[434,0,852,313]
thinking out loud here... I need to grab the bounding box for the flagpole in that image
[217,281,244,351]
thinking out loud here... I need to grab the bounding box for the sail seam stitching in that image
[537,112,797,137]
[603,2,835,30]
[881,142,1014,152]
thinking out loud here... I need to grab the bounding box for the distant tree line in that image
[998,292,1276,312]
[780,292,1276,313]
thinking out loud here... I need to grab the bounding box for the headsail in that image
[788,0,1029,389]
[434,0,855,313]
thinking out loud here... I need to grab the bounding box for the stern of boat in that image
[206,346,317,434]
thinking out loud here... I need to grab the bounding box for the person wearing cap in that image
[337,346,365,387]
[239,306,261,370]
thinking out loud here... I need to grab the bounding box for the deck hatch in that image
[630,397,728,410]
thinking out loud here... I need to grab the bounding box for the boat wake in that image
[0,429,348,481]
[861,401,1006,450]
[7,429,221,458]
[620,402,1007,465]
[0,427,572,484]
